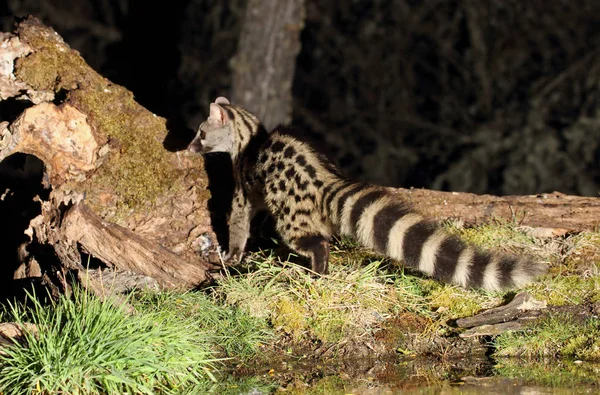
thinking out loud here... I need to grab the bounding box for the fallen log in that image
[393,188,600,233]
[0,17,217,293]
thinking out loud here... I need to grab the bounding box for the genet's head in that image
[188,97,234,154]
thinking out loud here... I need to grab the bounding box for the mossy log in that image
[0,17,217,293]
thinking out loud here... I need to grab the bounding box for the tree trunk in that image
[231,0,306,130]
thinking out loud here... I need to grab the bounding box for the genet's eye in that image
[197,122,207,139]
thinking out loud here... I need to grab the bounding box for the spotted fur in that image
[189,97,545,290]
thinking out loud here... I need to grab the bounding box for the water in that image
[224,356,600,394]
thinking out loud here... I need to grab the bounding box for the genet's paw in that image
[222,249,243,266]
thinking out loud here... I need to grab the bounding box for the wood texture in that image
[456,292,546,328]
[63,204,211,289]
[457,292,600,338]
[394,188,600,232]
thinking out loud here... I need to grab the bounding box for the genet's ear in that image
[214,96,230,105]
[209,103,229,125]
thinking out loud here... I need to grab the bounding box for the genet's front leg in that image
[224,189,252,264]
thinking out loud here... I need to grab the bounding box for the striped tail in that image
[325,181,545,290]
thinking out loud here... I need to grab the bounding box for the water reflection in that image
[223,357,600,394]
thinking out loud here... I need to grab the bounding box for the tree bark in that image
[231,0,306,130]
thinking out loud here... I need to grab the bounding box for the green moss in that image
[14,19,208,216]
[273,297,309,340]
[444,220,537,253]
[15,22,97,92]
[427,285,502,320]
[71,86,187,215]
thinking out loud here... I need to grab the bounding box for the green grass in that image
[426,283,502,320]
[208,224,600,357]
[525,273,600,306]
[0,288,215,394]
[208,229,516,350]
[494,314,600,359]
[131,289,274,359]
[214,250,415,345]
[0,287,276,394]
[444,219,539,252]
[446,223,600,359]
[1,222,598,392]
[209,242,502,350]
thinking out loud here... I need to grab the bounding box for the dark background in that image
[2,0,600,196]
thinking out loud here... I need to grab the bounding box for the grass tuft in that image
[0,288,216,394]
[525,273,600,306]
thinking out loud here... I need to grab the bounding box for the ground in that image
[1,219,599,393]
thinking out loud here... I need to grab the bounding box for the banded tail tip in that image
[481,255,547,291]
[507,258,547,289]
